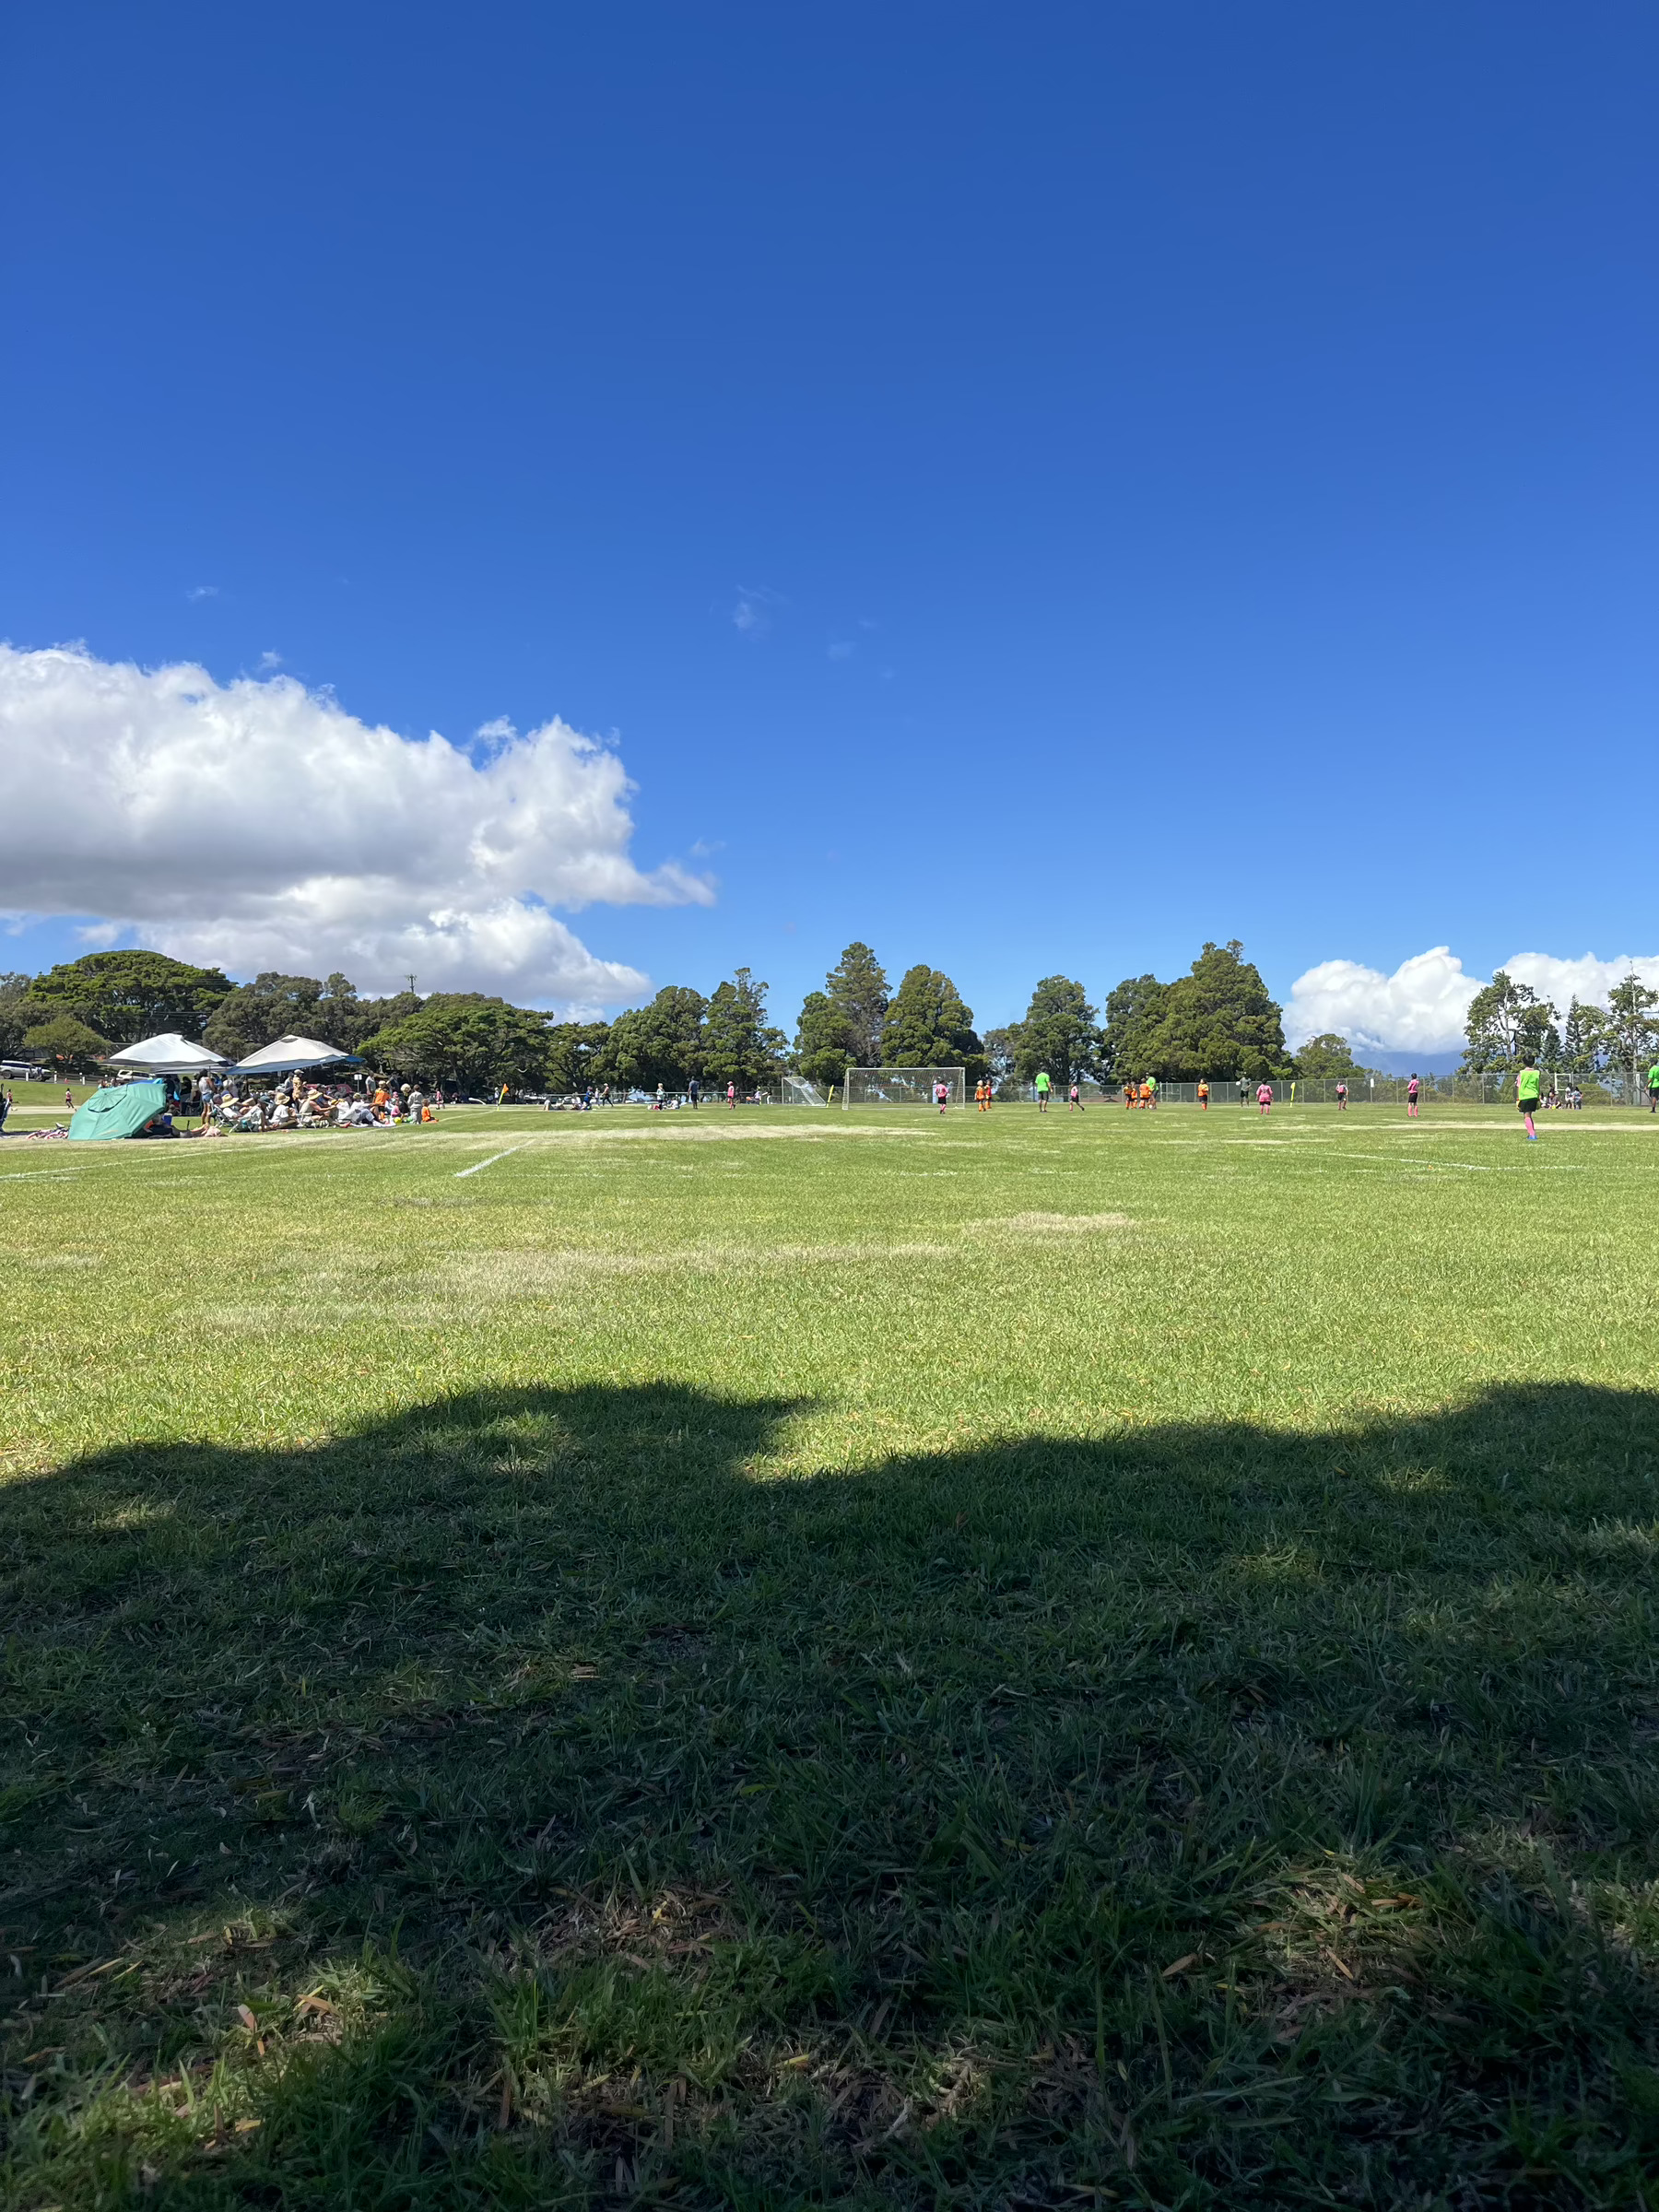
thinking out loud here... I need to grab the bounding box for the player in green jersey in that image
[1035,1070,1052,1113]
[1648,1060,1659,1112]
[1516,1058,1541,1140]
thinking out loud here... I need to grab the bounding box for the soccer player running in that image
[1035,1069,1051,1113]
[1406,1073,1421,1117]
[1146,1073,1159,1110]
[1067,1080,1083,1112]
[1515,1057,1542,1139]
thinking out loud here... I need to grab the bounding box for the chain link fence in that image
[986,1071,1659,1108]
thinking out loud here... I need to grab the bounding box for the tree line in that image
[0,939,1325,1095]
[1460,969,1659,1081]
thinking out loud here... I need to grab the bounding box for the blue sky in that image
[2,3,1655,1058]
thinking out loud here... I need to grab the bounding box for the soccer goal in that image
[843,1066,966,1109]
[780,1073,831,1105]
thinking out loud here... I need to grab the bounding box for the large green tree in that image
[310,973,393,1053]
[823,943,888,1065]
[24,950,231,1046]
[363,994,551,1095]
[0,973,31,1060]
[605,986,707,1092]
[1462,971,1557,1073]
[880,965,984,1078]
[793,991,857,1088]
[702,969,787,1090]
[1100,974,1168,1083]
[545,1021,612,1095]
[23,1015,112,1076]
[203,972,325,1062]
[1139,941,1287,1081]
[980,1026,1023,1092]
[1560,998,1608,1075]
[1293,1032,1365,1080]
[1603,971,1659,1088]
[1014,976,1100,1088]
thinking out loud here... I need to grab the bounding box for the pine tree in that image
[702,970,788,1090]
[1014,977,1100,1087]
[794,991,857,1088]
[1100,974,1168,1083]
[879,966,983,1077]
[1140,941,1286,1081]
[824,943,888,1065]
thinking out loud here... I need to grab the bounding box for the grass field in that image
[4,1101,1659,2208]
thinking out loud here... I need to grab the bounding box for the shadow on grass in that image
[5,1379,1659,2206]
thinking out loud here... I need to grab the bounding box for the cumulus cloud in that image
[0,644,713,1006]
[1505,950,1659,1011]
[1286,947,1481,1053]
[1287,945,1659,1053]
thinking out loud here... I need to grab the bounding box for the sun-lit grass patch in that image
[4,1101,1659,2204]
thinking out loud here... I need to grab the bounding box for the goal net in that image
[780,1073,831,1105]
[843,1066,966,1108]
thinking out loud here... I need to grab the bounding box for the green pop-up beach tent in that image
[68,1080,171,1141]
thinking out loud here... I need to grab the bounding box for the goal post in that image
[842,1066,966,1109]
[779,1073,831,1105]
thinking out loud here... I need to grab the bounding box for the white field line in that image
[1328,1151,1495,1172]
[454,1142,532,1180]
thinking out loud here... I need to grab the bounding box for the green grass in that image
[4,1101,1659,2207]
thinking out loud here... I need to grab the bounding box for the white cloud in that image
[185,585,218,601]
[1504,950,1659,1012]
[1286,947,1480,1053]
[0,643,713,1006]
[731,585,782,639]
[1287,945,1659,1053]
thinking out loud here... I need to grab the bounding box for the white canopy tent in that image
[232,1035,363,1076]
[105,1032,229,1075]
